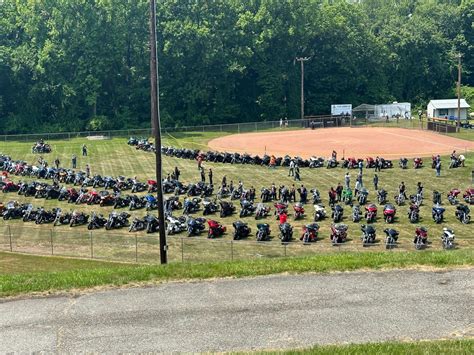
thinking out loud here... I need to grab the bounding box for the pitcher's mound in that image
[208,127,474,158]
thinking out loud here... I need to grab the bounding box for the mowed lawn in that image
[0,129,473,264]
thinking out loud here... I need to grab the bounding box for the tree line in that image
[0,0,472,134]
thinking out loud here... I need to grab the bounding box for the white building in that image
[427,99,470,120]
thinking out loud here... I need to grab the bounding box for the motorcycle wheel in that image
[462,216,470,224]
[87,223,93,230]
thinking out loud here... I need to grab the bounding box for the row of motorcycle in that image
[128,137,395,169]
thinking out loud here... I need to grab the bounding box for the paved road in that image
[1,269,473,352]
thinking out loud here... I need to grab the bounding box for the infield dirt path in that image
[1,269,472,352]
[208,127,474,158]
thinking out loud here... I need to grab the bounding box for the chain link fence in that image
[0,224,471,264]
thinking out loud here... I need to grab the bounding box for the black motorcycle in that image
[129,195,146,211]
[432,190,442,205]
[360,224,376,245]
[187,216,206,237]
[202,198,219,215]
[377,189,387,205]
[455,204,470,224]
[69,211,89,227]
[256,223,271,241]
[183,197,201,214]
[239,199,256,218]
[431,205,445,224]
[105,212,130,230]
[219,200,235,218]
[383,228,399,249]
[233,221,251,240]
[279,222,293,243]
[88,212,107,230]
[144,214,159,233]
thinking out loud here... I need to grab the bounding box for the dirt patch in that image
[208,127,474,158]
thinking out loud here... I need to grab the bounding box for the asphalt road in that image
[0,269,473,352]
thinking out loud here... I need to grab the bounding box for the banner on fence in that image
[331,104,352,116]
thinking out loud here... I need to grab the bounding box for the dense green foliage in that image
[0,0,472,133]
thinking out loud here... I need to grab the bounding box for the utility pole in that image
[150,0,167,264]
[457,53,462,133]
[296,57,310,120]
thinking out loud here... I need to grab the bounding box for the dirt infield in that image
[208,127,474,158]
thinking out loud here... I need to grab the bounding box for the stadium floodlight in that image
[149,0,167,264]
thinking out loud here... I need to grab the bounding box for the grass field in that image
[0,128,473,264]
[1,250,472,297]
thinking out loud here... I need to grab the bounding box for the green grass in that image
[0,129,473,264]
[0,249,472,297]
[272,339,474,354]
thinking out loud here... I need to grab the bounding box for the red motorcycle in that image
[207,219,226,238]
[366,157,376,168]
[147,179,158,193]
[447,188,461,205]
[274,202,288,220]
[463,188,474,205]
[413,157,423,169]
[414,226,428,249]
[383,204,396,223]
[345,157,358,169]
[300,223,319,243]
[67,188,79,203]
[2,180,20,193]
[293,203,305,220]
[330,223,348,244]
[86,190,101,205]
[364,203,377,223]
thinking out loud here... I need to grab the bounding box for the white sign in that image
[331,104,352,116]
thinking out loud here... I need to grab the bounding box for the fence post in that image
[284,243,287,257]
[181,238,184,262]
[50,229,54,255]
[8,225,12,252]
[135,234,138,263]
[90,231,94,259]
[238,124,240,134]
[230,240,234,261]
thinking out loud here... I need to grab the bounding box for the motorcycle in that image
[129,195,146,210]
[3,201,27,220]
[260,188,272,202]
[22,204,38,222]
[144,214,159,233]
[399,158,408,169]
[447,188,461,205]
[409,192,423,207]
[99,191,115,207]
[131,181,147,193]
[360,224,376,245]
[414,226,428,250]
[383,204,396,223]
[394,192,405,206]
[432,190,442,205]
[240,199,256,218]
[145,194,158,211]
[233,220,251,240]
[274,202,288,219]
[366,157,376,168]
[35,207,55,224]
[147,179,158,193]
[408,203,420,223]
[219,200,235,218]
[331,204,344,223]
[256,223,271,241]
[313,204,326,222]
[326,158,338,168]
[255,203,271,220]
[69,211,89,227]
[114,194,131,209]
[105,211,130,230]
[166,215,187,235]
[330,223,348,245]
[441,227,455,249]
[352,205,361,222]
[357,187,369,205]
[202,198,219,215]
[207,219,226,239]
[88,212,108,230]
[364,203,377,223]
[377,189,387,205]
[309,156,325,168]
[54,209,72,226]
[301,223,319,243]
[279,222,293,243]
[413,157,423,169]
[186,216,206,237]
[455,204,470,224]
[463,188,474,205]
[383,228,399,249]
[431,204,445,224]
[342,188,353,205]
[293,202,305,220]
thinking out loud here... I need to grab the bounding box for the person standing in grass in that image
[54,158,60,169]
[200,167,205,183]
[71,154,77,169]
[174,166,180,181]
[208,168,213,186]
[435,160,441,177]
[85,164,90,178]
[82,144,88,156]
[373,174,379,190]
[344,172,350,189]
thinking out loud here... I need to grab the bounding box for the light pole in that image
[150,0,167,264]
[457,53,462,133]
[296,57,310,121]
